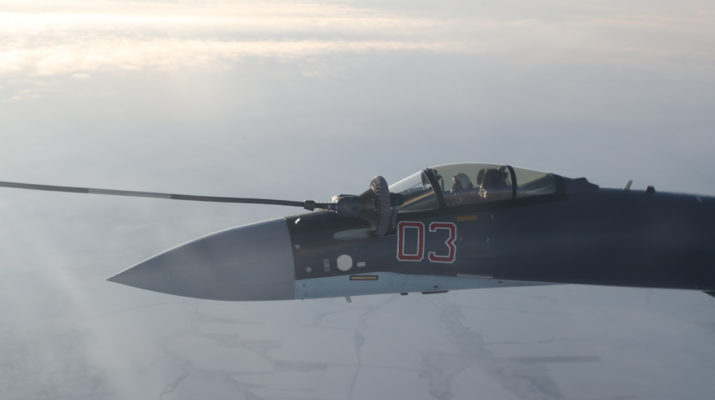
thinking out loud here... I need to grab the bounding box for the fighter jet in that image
[2,163,714,301]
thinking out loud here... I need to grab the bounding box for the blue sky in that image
[1,1,714,399]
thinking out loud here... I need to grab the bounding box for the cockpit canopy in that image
[389,163,558,212]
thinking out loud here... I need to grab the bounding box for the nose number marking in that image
[396,221,457,263]
[427,222,457,263]
[396,221,425,261]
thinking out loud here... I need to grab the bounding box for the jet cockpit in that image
[389,163,559,212]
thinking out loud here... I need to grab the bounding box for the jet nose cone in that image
[108,219,296,301]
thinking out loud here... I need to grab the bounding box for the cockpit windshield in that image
[390,163,559,212]
[430,163,513,207]
[388,171,439,212]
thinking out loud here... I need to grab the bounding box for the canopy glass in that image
[389,163,558,212]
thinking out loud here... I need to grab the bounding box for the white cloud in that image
[2,0,713,81]
[0,2,476,79]
[1,3,715,400]
[0,39,472,77]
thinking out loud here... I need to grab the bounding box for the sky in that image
[1,1,714,399]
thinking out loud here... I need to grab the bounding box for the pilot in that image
[451,173,473,193]
[479,167,511,200]
[475,168,486,188]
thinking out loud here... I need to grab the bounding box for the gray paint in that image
[295,272,552,299]
[109,219,296,300]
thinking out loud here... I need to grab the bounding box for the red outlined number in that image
[396,221,458,263]
[396,221,425,261]
[428,222,457,263]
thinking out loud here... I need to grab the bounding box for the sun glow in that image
[0,2,469,78]
[1,1,712,90]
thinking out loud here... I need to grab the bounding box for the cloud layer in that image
[0,2,472,78]
[2,1,713,79]
[1,4,715,398]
